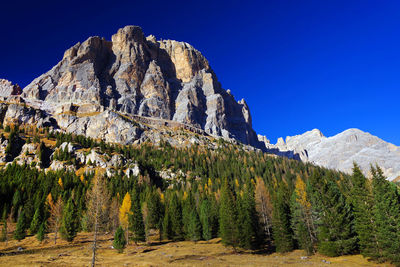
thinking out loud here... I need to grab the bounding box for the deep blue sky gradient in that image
[1,0,399,145]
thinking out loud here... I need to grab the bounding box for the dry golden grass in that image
[0,233,393,267]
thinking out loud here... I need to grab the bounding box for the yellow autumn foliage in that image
[295,175,311,209]
[119,192,132,230]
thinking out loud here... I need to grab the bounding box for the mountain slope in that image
[259,128,400,180]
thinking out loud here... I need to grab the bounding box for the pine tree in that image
[30,207,42,235]
[350,164,378,259]
[317,180,357,257]
[219,179,239,249]
[371,166,400,264]
[60,198,78,242]
[113,226,126,253]
[272,185,294,253]
[14,209,26,241]
[130,186,145,243]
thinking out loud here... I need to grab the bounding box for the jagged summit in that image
[21,25,259,147]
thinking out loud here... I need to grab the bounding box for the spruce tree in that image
[113,226,127,253]
[14,210,26,241]
[237,182,260,249]
[30,207,42,235]
[130,187,145,243]
[199,198,212,241]
[60,198,78,242]
[169,193,183,240]
[219,179,239,249]
[36,222,46,242]
[162,209,172,240]
[146,190,163,240]
[0,212,6,242]
[272,185,294,253]
[182,192,195,239]
[188,209,202,241]
[372,166,400,264]
[350,164,378,258]
[317,180,357,257]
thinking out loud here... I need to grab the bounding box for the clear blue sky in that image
[1,0,399,145]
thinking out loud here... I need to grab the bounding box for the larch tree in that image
[255,177,273,247]
[86,171,111,267]
[119,192,132,244]
[291,175,317,255]
[47,193,63,245]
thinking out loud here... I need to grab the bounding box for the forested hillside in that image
[0,124,399,266]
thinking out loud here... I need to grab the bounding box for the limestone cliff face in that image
[22,26,259,146]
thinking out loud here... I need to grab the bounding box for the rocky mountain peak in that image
[18,26,260,147]
[259,128,400,180]
[112,25,146,44]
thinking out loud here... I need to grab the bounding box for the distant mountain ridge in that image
[258,128,400,180]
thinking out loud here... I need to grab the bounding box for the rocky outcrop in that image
[261,128,400,180]
[0,79,22,99]
[22,25,260,147]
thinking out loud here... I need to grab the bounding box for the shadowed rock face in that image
[259,128,400,180]
[22,25,259,147]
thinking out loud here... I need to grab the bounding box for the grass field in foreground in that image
[0,233,393,266]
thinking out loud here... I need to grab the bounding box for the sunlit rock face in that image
[22,25,259,147]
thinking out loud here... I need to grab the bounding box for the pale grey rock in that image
[109,154,125,167]
[126,163,140,178]
[49,160,75,172]
[86,149,107,168]
[20,143,38,155]
[0,79,22,98]
[55,110,142,145]
[60,142,80,153]
[106,167,116,177]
